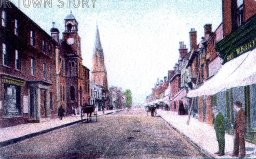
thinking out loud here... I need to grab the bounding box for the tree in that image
[124,89,132,109]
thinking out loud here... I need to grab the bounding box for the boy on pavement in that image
[213,106,225,156]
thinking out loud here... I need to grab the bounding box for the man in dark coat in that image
[58,105,65,120]
[232,101,246,158]
[213,106,225,156]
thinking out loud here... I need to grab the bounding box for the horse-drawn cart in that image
[81,104,97,122]
[145,105,157,117]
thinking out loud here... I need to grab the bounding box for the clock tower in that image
[61,11,84,114]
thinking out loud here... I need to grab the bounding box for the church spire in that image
[94,25,103,52]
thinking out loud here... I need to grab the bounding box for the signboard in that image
[23,96,29,113]
[1,76,25,86]
[216,15,256,63]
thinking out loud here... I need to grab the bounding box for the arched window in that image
[70,86,75,101]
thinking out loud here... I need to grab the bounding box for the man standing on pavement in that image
[58,105,65,120]
[213,106,225,156]
[232,101,246,158]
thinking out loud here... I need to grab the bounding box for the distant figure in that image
[58,105,65,120]
[178,102,186,115]
[102,105,105,114]
[213,106,225,156]
[232,101,246,158]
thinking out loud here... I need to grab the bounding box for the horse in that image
[81,104,96,121]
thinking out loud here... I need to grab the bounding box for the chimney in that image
[189,28,197,51]
[204,24,212,37]
[164,76,167,82]
[50,22,60,42]
[179,41,188,59]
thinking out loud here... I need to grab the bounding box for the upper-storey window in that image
[14,19,18,36]
[31,58,36,76]
[1,11,6,27]
[15,50,21,70]
[237,0,244,27]
[30,31,36,46]
[2,43,9,66]
[237,0,243,7]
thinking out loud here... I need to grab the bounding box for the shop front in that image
[0,75,26,127]
[188,15,256,143]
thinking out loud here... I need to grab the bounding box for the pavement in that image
[0,109,122,148]
[157,109,256,158]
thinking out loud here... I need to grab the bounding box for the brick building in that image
[186,24,223,124]
[188,0,256,143]
[0,3,58,127]
[58,12,90,114]
[169,42,189,114]
[0,3,90,127]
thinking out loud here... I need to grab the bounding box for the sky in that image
[10,0,222,104]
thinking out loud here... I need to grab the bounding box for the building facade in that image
[0,3,90,127]
[215,0,256,142]
[0,3,58,127]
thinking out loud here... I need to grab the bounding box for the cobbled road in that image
[0,109,207,159]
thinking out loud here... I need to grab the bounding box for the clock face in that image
[67,37,75,45]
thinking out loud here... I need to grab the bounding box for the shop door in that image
[40,89,47,118]
[30,88,36,118]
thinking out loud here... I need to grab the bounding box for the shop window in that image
[1,10,6,27]
[14,19,18,35]
[4,84,21,116]
[31,58,36,76]
[15,50,21,70]
[70,86,75,101]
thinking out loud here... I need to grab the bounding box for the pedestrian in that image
[232,101,246,158]
[58,105,65,120]
[213,106,225,156]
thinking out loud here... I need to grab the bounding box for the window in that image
[15,50,21,70]
[43,63,47,79]
[2,43,9,66]
[237,5,244,27]
[70,86,75,101]
[60,85,62,101]
[30,31,35,46]
[42,40,45,52]
[31,58,36,76]
[14,19,18,35]
[237,0,243,7]
[1,10,6,27]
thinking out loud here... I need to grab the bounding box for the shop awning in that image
[187,48,256,97]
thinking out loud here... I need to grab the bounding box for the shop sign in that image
[1,76,25,86]
[226,38,256,62]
